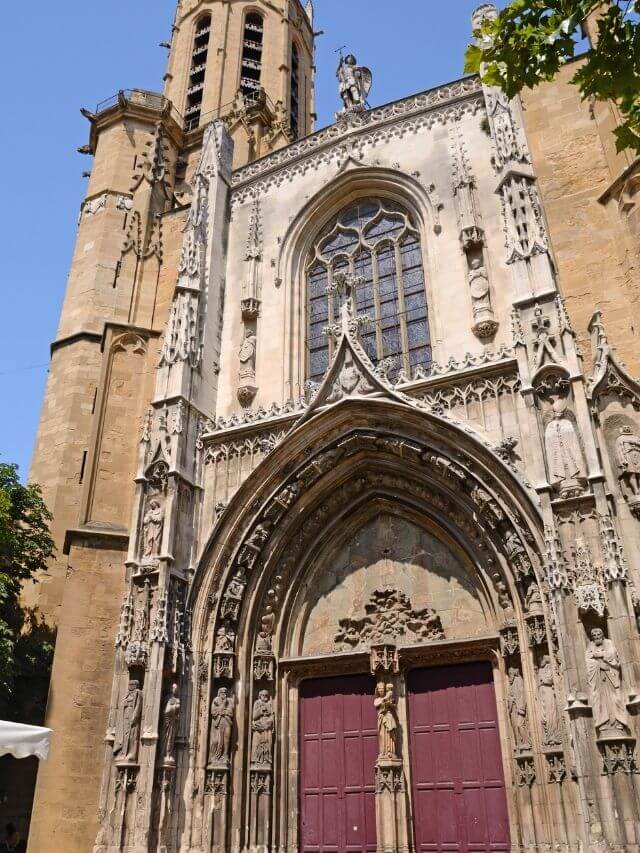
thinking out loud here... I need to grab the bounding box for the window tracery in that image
[307,198,432,383]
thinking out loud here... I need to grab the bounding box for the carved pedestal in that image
[374,758,411,853]
[204,764,229,853]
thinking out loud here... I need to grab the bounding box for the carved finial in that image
[472,3,498,34]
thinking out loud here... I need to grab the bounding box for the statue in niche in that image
[208,687,234,764]
[251,690,275,767]
[615,426,640,504]
[374,682,399,759]
[506,666,531,751]
[585,628,630,735]
[537,656,562,746]
[468,258,496,337]
[214,626,235,654]
[544,398,587,498]
[336,54,372,114]
[142,498,164,559]
[113,679,143,763]
[159,683,181,765]
[255,630,272,653]
[525,583,544,615]
[238,329,257,381]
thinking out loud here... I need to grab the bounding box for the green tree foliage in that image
[465,1,640,153]
[0,464,56,722]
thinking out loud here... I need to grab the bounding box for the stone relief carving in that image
[208,687,234,766]
[251,690,275,767]
[544,399,587,499]
[537,656,563,747]
[254,630,275,681]
[374,682,399,759]
[507,666,531,752]
[142,498,164,560]
[571,539,606,617]
[213,626,235,679]
[585,629,630,737]
[616,425,640,517]
[334,588,444,650]
[159,683,181,766]
[113,679,143,763]
[125,580,152,669]
[336,53,372,117]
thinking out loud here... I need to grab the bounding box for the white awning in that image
[0,720,52,760]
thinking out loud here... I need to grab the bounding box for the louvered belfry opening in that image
[185,15,211,130]
[240,12,264,100]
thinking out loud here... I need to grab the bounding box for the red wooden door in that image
[408,662,510,853]
[300,674,377,853]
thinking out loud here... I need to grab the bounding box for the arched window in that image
[185,15,211,130]
[307,198,432,383]
[290,43,300,139]
[240,12,264,100]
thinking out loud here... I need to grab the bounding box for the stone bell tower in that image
[24,2,315,850]
[164,0,316,167]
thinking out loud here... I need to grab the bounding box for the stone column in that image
[370,644,411,853]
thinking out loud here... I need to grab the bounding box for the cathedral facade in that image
[23,2,640,851]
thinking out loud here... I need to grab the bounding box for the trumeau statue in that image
[336,53,372,116]
[142,499,164,559]
[374,682,399,759]
[544,399,587,498]
[507,666,531,751]
[250,690,275,767]
[208,687,234,765]
[537,656,562,746]
[113,679,143,763]
[585,628,630,735]
[159,683,181,764]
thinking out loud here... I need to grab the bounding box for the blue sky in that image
[0,0,497,480]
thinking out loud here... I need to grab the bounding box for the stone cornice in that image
[230,76,483,202]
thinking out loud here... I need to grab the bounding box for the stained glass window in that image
[306,198,431,383]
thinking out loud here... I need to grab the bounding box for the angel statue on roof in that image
[337,53,372,116]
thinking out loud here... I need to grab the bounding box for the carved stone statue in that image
[113,679,143,763]
[468,258,497,338]
[336,54,372,114]
[537,656,562,746]
[374,682,398,759]
[159,683,181,765]
[255,630,272,653]
[214,626,235,654]
[250,690,275,767]
[142,499,164,559]
[506,667,531,751]
[585,628,630,735]
[544,399,586,498]
[525,583,543,615]
[616,426,640,503]
[208,687,234,765]
[238,329,257,380]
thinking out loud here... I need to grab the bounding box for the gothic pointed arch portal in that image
[184,390,570,851]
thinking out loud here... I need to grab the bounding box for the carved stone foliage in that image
[600,739,637,775]
[571,539,606,617]
[334,588,444,650]
[515,756,536,787]
[374,763,405,794]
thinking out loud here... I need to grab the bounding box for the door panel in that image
[408,662,510,853]
[300,674,377,853]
